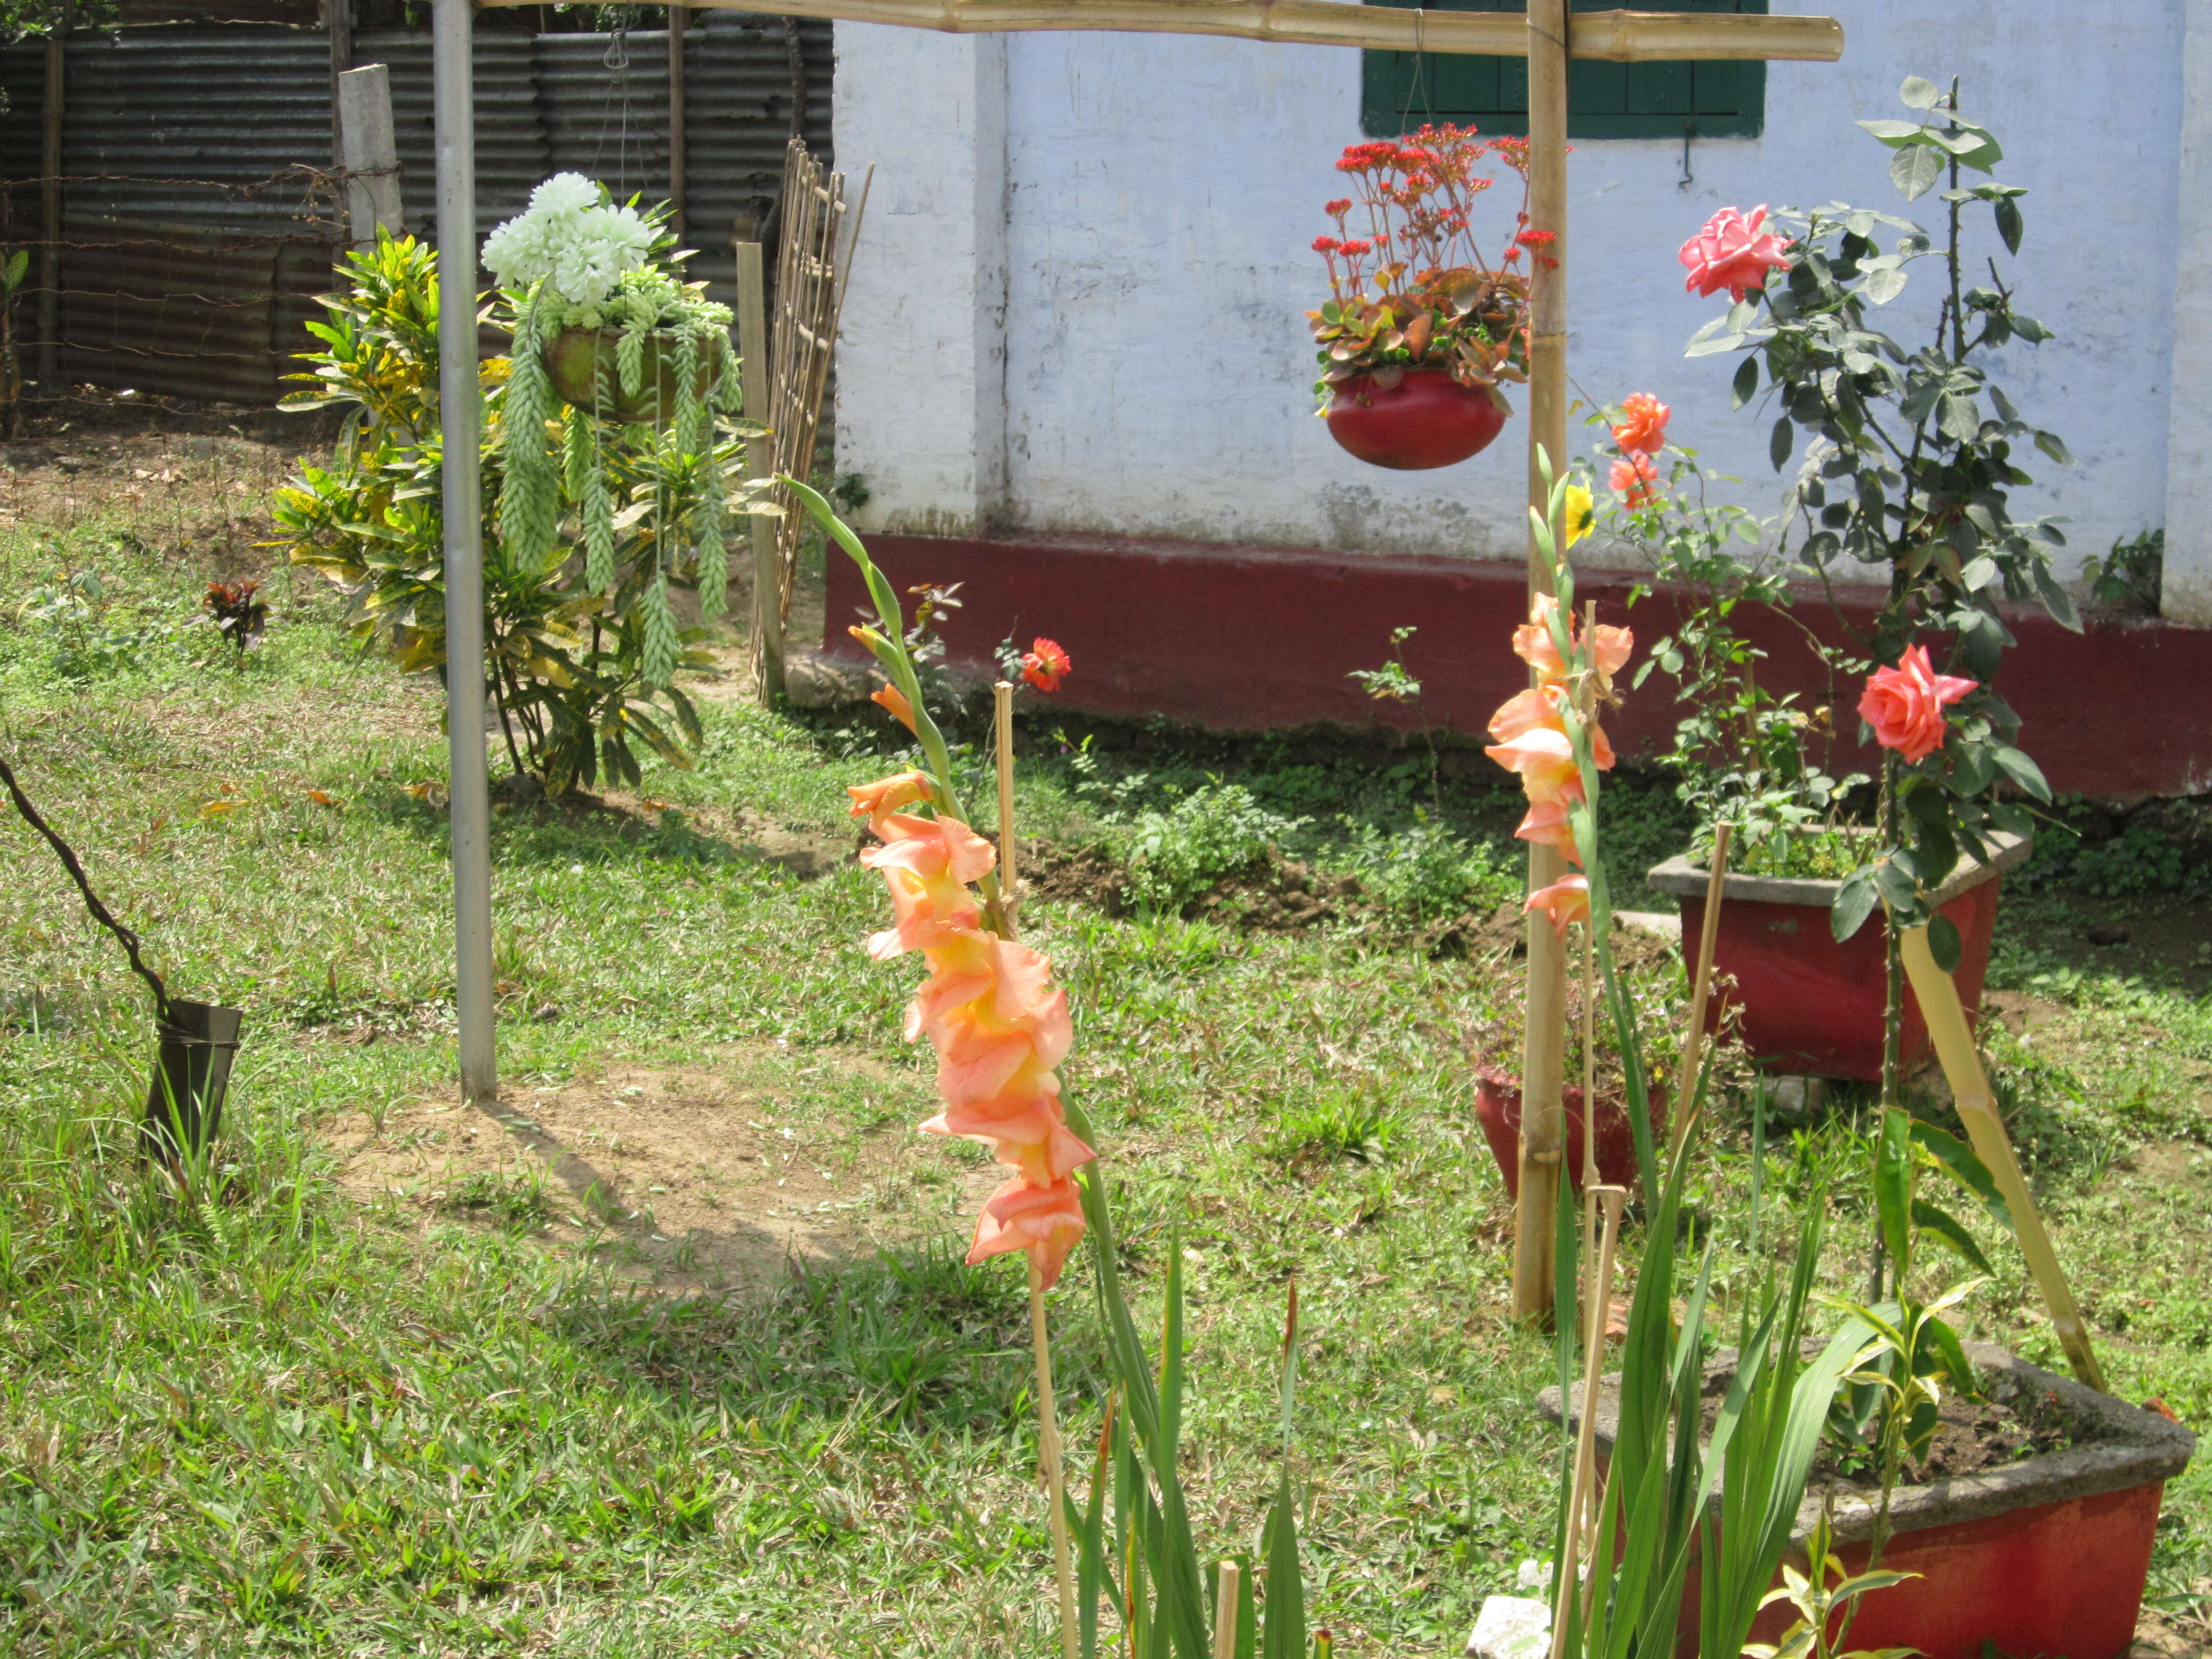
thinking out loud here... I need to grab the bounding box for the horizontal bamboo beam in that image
[474,0,1844,63]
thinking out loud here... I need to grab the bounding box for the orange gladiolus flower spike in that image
[968,1175,1089,1288]
[1524,873,1591,938]
[1484,726,1582,809]
[848,770,932,822]
[872,682,918,733]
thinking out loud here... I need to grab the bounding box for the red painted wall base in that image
[822,532,2212,802]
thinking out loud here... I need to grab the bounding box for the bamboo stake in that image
[1028,1253,1080,1659]
[734,236,781,703]
[573,0,1845,65]
[995,679,1019,937]
[1897,925,2107,1393]
[1551,1184,1626,1659]
[1511,0,1571,1328]
[1212,1559,1241,1659]
[1667,820,1731,1158]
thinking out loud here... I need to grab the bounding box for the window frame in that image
[1359,0,1769,142]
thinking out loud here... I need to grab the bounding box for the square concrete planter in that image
[1646,831,2031,1082]
[1541,1340,2194,1659]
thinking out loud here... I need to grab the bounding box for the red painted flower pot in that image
[1325,370,1509,470]
[1646,833,2030,1082]
[1547,1343,2195,1659]
[1472,1068,1656,1200]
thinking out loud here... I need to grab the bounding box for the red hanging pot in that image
[1326,369,1510,471]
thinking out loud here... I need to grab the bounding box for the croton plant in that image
[1307,124,1540,412]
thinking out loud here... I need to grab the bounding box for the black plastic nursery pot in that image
[1543,1341,2194,1659]
[142,999,246,1163]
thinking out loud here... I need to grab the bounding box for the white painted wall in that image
[835,3,2187,589]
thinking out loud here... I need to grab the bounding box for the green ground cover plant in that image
[1,468,2210,1655]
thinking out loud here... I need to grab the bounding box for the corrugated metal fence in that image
[0,16,830,403]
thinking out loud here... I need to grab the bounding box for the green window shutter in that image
[1360,0,1767,141]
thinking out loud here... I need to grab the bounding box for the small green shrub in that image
[1122,782,1305,914]
[445,1167,560,1228]
[1270,1086,1400,1165]
[1340,819,1516,920]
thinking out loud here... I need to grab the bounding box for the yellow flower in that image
[1564,483,1594,548]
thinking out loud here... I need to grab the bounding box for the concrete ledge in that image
[823,533,2212,802]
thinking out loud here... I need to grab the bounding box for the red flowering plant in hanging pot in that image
[1308,125,1538,470]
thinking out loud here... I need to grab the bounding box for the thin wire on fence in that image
[0,164,375,409]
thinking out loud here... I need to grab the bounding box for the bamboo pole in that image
[563,0,1843,63]
[1212,1559,1241,1659]
[1551,1184,1626,1659]
[1511,0,1571,1328]
[1667,820,1731,1158]
[995,680,1019,938]
[1898,925,2107,1393]
[734,237,782,703]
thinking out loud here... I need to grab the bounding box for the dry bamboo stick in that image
[1897,924,2107,1393]
[1510,0,1571,1328]
[489,0,1845,66]
[1551,1184,1626,1659]
[995,680,1020,937]
[1028,1254,1080,1659]
[1211,1560,1241,1659]
[734,237,781,704]
[1667,820,1731,1158]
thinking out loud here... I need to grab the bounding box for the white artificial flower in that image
[528,172,600,217]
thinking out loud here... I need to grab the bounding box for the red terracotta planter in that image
[1325,370,1509,470]
[1472,1068,1656,1199]
[1646,833,2030,1082]
[1547,1342,2195,1659]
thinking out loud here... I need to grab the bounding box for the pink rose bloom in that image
[1679,205,1791,302]
[1858,644,1976,763]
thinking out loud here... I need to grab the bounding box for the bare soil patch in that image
[325,1050,1004,1295]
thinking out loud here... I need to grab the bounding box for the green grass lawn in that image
[3,459,2210,1656]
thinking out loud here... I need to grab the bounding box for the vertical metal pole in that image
[434,0,498,1104]
[667,3,687,245]
[1511,0,1571,1325]
[35,0,69,396]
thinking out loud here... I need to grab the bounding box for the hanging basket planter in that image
[1325,369,1511,470]
[541,327,725,426]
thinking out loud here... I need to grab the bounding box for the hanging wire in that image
[1397,2,1438,134]
[591,13,639,196]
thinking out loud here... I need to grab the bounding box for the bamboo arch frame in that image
[475,0,1843,64]
[431,0,1842,1321]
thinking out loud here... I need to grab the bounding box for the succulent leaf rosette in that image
[1307,125,1537,411]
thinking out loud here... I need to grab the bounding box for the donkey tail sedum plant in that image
[791,477,1321,1659]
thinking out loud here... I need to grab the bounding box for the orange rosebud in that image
[1524,873,1591,938]
[873,682,917,732]
[1609,451,1661,510]
[847,769,932,821]
[1610,392,1670,457]
[967,1174,1088,1288]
